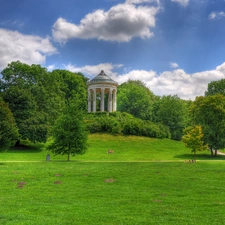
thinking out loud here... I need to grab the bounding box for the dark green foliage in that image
[122,119,170,138]
[191,94,225,156]
[153,95,191,140]
[0,61,88,144]
[86,113,122,134]
[53,69,88,110]
[0,98,19,150]
[117,80,155,120]
[85,112,170,138]
[1,86,48,143]
[48,100,88,161]
[205,79,225,96]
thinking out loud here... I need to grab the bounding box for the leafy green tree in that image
[182,125,208,160]
[48,99,88,161]
[205,79,225,96]
[1,86,48,143]
[153,95,190,140]
[0,61,65,127]
[191,94,225,156]
[53,69,88,110]
[117,80,155,120]
[0,98,19,150]
[0,62,88,143]
[0,61,33,91]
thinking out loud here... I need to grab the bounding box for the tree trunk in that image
[15,140,21,147]
[210,147,213,156]
[215,149,217,156]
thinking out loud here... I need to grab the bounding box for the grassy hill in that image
[0,133,222,162]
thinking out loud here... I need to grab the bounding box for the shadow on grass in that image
[174,153,225,161]
[48,160,81,163]
[9,141,45,153]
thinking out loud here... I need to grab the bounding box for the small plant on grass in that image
[182,125,208,160]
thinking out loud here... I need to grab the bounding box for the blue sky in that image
[0,0,225,99]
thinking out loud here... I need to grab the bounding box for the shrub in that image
[85,112,170,139]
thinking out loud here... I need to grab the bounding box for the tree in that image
[47,99,88,161]
[117,80,155,120]
[205,79,225,96]
[1,86,48,143]
[0,98,19,150]
[153,95,191,140]
[0,62,88,143]
[191,94,225,156]
[182,125,208,160]
[0,61,65,127]
[52,69,88,110]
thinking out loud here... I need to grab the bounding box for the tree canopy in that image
[205,79,225,96]
[182,125,208,159]
[0,61,87,144]
[47,99,88,161]
[153,95,190,140]
[0,97,19,150]
[191,94,225,156]
[117,80,155,120]
[1,86,48,143]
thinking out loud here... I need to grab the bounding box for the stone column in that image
[88,89,91,112]
[100,88,105,112]
[113,89,117,112]
[108,88,112,112]
[93,88,96,113]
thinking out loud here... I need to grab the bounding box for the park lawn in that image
[1,134,225,224]
[1,161,225,225]
[0,133,221,162]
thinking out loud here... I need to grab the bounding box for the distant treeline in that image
[2,61,225,155]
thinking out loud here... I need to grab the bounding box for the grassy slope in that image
[1,134,225,225]
[0,133,222,162]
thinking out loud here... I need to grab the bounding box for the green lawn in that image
[1,134,225,224]
[1,133,223,162]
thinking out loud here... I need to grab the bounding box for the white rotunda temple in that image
[87,70,118,113]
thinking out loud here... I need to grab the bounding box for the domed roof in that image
[87,70,118,86]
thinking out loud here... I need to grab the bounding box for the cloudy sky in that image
[1,0,225,100]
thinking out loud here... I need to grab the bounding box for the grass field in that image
[1,134,225,225]
[1,133,223,162]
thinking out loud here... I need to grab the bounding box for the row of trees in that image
[181,80,225,157]
[117,80,192,140]
[112,80,225,157]
[1,61,225,158]
[0,61,88,159]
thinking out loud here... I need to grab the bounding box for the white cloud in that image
[65,63,123,79]
[116,69,157,84]
[73,62,225,100]
[216,62,225,73]
[0,19,24,28]
[208,11,225,20]
[171,0,189,7]
[47,64,56,71]
[0,28,57,70]
[170,62,179,68]
[52,1,159,43]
